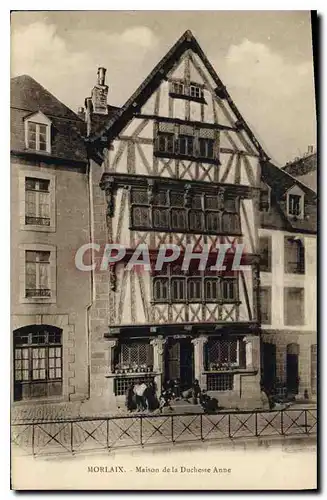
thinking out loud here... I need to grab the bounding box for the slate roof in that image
[11,75,87,164]
[282,153,317,192]
[261,160,317,234]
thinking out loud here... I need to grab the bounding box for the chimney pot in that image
[97,67,107,86]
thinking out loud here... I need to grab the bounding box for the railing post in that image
[228,413,231,438]
[171,415,174,443]
[200,414,203,441]
[140,416,143,446]
[32,424,35,456]
[107,419,110,450]
[304,410,308,434]
[70,422,74,453]
[255,411,258,437]
[281,410,284,435]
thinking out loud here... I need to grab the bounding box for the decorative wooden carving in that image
[105,177,116,218]
[184,183,192,207]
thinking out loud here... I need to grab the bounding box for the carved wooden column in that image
[106,339,118,374]
[150,336,166,394]
[192,336,208,390]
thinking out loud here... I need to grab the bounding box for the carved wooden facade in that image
[86,30,268,409]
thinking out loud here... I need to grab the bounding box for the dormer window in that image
[24,112,51,153]
[286,185,304,219]
[288,195,301,217]
[169,80,204,101]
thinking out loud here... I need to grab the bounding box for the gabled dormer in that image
[24,111,52,154]
[286,184,305,220]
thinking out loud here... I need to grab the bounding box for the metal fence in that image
[11,408,317,457]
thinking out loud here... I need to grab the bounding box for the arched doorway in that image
[13,325,63,401]
[287,343,300,395]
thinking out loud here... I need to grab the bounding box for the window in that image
[259,236,272,272]
[24,112,51,153]
[13,326,62,401]
[199,138,214,159]
[179,135,194,156]
[153,268,238,303]
[171,278,186,301]
[171,81,184,95]
[284,287,304,326]
[221,278,238,302]
[118,340,153,368]
[25,251,51,298]
[311,344,317,395]
[25,178,50,226]
[154,122,216,162]
[130,188,240,235]
[157,133,174,154]
[259,182,271,212]
[190,84,203,99]
[260,286,271,324]
[169,81,204,100]
[206,338,244,370]
[284,237,305,274]
[207,373,234,391]
[288,194,302,217]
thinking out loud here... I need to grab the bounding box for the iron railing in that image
[11,408,317,457]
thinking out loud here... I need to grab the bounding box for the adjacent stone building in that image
[259,161,317,400]
[11,75,91,403]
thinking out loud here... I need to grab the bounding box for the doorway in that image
[287,343,299,395]
[165,337,194,390]
[262,342,276,393]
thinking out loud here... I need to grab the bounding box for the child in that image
[158,388,173,413]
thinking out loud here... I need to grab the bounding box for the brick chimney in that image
[91,67,108,115]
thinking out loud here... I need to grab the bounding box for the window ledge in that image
[105,371,158,378]
[169,92,207,104]
[154,151,219,165]
[21,224,56,233]
[19,296,56,305]
[203,369,257,375]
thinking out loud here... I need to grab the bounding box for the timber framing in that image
[86,30,270,163]
[100,172,261,199]
[105,320,260,338]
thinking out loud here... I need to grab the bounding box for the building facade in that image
[11,75,91,403]
[82,31,269,412]
[259,161,317,400]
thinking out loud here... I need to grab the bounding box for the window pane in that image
[132,206,150,227]
[171,209,187,230]
[131,189,148,204]
[288,194,302,216]
[25,191,36,216]
[170,191,184,207]
[188,278,202,300]
[221,279,237,301]
[189,210,204,231]
[153,208,169,229]
[206,212,220,232]
[205,279,219,300]
[284,237,305,274]
[171,278,185,300]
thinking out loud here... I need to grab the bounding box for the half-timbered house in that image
[83,30,269,411]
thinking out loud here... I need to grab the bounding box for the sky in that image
[10,11,317,166]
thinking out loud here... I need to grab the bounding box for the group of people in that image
[125,379,219,414]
